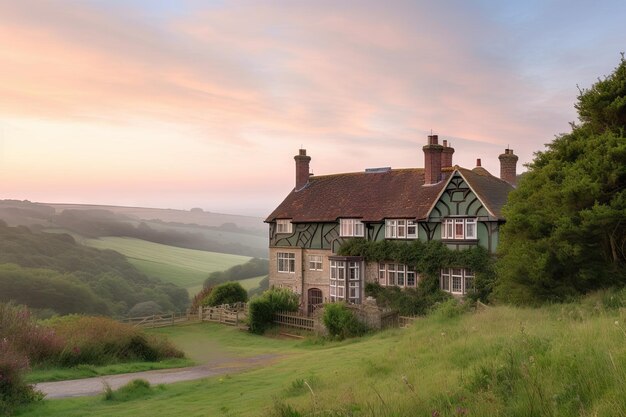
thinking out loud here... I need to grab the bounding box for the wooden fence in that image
[398,315,418,328]
[120,311,193,328]
[199,303,248,327]
[274,310,317,331]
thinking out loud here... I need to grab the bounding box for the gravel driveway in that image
[36,354,281,399]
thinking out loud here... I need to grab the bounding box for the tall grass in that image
[13,292,626,417]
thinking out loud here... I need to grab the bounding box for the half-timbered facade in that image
[266,135,517,313]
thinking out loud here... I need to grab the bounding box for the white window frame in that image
[385,219,418,239]
[276,219,293,234]
[441,217,478,240]
[308,255,323,271]
[339,219,365,237]
[378,263,418,288]
[277,252,295,273]
[440,268,475,294]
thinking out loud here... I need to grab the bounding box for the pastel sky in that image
[1,0,625,216]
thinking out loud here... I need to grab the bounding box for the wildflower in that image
[615,320,619,326]
[432,411,440,417]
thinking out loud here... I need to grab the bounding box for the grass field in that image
[16,297,626,417]
[84,237,251,292]
[25,358,194,384]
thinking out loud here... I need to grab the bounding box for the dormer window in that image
[340,219,364,237]
[385,219,418,239]
[276,219,293,234]
[441,218,477,240]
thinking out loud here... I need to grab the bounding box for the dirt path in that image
[36,354,281,399]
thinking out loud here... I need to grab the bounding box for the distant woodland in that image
[0,221,189,316]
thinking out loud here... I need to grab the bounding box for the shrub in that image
[249,288,299,334]
[190,286,213,312]
[0,302,63,365]
[0,340,42,415]
[364,282,451,316]
[103,379,155,402]
[45,315,184,366]
[204,282,248,306]
[322,303,367,339]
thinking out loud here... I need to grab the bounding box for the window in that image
[378,263,418,288]
[385,219,418,239]
[440,268,475,294]
[330,260,361,303]
[340,219,365,237]
[441,218,478,240]
[308,255,323,271]
[276,219,293,234]
[277,252,295,273]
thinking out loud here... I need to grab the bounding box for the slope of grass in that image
[84,237,250,290]
[17,300,626,417]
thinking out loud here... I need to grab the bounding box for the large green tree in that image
[495,56,626,303]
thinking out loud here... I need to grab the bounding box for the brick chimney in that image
[441,139,455,169]
[423,134,443,185]
[476,158,481,167]
[294,149,311,190]
[498,148,518,186]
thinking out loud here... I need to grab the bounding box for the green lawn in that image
[25,358,194,384]
[15,300,626,417]
[83,237,251,291]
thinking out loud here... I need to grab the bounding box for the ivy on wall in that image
[337,238,495,301]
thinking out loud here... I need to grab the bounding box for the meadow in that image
[84,237,251,292]
[15,296,626,417]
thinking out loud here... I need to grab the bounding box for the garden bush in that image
[249,288,299,334]
[365,281,451,316]
[322,303,368,339]
[203,282,248,306]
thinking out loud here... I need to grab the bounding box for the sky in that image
[1,0,625,217]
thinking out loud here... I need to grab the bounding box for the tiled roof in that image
[459,167,514,219]
[265,167,513,223]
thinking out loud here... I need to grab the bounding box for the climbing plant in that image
[337,238,495,302]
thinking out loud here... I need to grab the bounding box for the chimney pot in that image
[440,139,454,170]
[423,135,444,184]
[499,148,519,186]
[476,158,481,167]
[294,149,311,190]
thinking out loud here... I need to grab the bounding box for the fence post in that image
[198,306,202,321]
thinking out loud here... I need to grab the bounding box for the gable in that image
[428,172,492,220]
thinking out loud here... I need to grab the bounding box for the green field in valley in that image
[84,237,251,293]
[16,297,626,417]
[186,275,266,298]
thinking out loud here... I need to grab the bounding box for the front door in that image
[307,288,323,315]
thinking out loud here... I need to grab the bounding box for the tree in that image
[495,56,626,304]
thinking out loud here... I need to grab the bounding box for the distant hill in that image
[0,200,268,258]
[48,203,265,233]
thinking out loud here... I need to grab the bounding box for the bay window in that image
[330,258,362,303]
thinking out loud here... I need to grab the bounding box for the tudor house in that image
[265,135,517,313]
